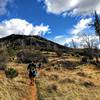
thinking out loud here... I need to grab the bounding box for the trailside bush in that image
[17,49,48,64]
[5,68,18,78]
[55,50,63,57]
[88,56,93,60]
[47,84,58,93]
[75,54,80,57]
[81,56,88,63]
[7,47,16,56]
[17,50,34,63]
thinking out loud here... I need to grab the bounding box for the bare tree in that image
[79,33,98,49]
[79,33,99,62]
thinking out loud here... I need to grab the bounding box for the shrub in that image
[83,48,93,57]
[75,54,80,57]
[17,49,34,63]
[70,52,75,56]
[47,84,58,93]
[39,55,48,64]
[82,81,95,88]
[77,72,87,77]
[59,78,75,84]
[50,74,59,80]
[54,66,61,70]
[71,53,75,56]
[45,67,51,71]
[5,68,18,78]
[81,56,88,63]
[57,61,79,69]
[7,47,16,56]
[17,50,48,64]
[95,62,100,67]
[55,50,63,57]
[88,56,93,60]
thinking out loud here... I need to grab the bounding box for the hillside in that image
[0,34,70,52]
[0,51,100,100]
[0,34,100,100]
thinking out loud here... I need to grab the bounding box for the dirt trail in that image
[22,83,38,100]
[0,62,38,100]
[30,84,38,100]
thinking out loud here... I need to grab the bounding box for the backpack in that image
[31,70,37,77]
[27,63,36,70]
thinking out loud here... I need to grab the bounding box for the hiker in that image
[29,68,37,85]
[27,62,37,85]
[27,62,36,70]
[36,62,42,70]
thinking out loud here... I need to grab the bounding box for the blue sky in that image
[0,0,100,47]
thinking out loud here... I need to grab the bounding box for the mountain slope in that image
[0,34,70,52]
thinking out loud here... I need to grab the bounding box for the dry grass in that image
[0,62,32,100]
[0,78,30,100]
[36,64,100,100]
[0,52,100,100]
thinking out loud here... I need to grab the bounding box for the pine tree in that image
[89,11,100,63]
[94,11,100,41]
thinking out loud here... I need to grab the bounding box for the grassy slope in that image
[0,63,32,100]
[36,53,100,100]
[0,52,100,100]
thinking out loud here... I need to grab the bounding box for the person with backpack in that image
[27,62,37,85]
[36,62,42,70]
[27,62,36,70]
[29,68,37,85]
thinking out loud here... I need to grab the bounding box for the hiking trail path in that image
[30,83,38,100]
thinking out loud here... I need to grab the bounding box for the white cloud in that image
[65,36,79,43]
[32,24,50,36]
[0,0,13,15]
[0,19,51,38]
[71,18,92,34]
[54,35,82,46]
[54,35,67,45]
[44,0,78,15]
[54,35,81,47]
[42,0,100,15]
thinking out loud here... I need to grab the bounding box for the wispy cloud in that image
[54,35,67,45]
[70,18,92,35]
[0,0,14,15]
[55,35,65,39]
[0,19,51,38]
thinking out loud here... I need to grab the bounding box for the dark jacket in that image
[27,63,36,70]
